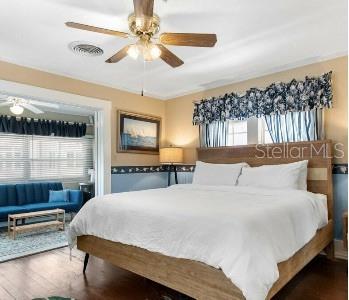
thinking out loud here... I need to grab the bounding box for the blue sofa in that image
[0,182,83,220]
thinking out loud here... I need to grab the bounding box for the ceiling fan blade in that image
[157,45,184,68]
[133,0,154,31]
[29,100,59,109]
[65,22,129,38]
[0,101,10,107]
[21,103,44,114]
[160,33,217,47]
[105,45,130,63]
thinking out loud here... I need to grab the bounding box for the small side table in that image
[343,212,348,250]
[82,191,92,206]
[79,182,94,196]
[79,182,94,207]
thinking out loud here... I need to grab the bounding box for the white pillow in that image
[193,161,249,186]
[237,160,308,190]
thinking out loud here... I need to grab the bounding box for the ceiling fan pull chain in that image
[141,59,146,97]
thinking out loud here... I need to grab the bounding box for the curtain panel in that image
[0,115,87,137]
[193,72,332,125]
[264,108,323,143]
[199,122,228,147]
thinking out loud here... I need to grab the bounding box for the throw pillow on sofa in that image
[48,190,70,203]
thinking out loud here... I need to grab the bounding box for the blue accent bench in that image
[0,182,83,220]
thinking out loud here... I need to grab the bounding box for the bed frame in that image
[77,140,334,300]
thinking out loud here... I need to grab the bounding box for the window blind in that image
[0,133,93,183]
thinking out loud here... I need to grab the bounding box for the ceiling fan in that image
[66,0,217,68]
[0,95,59,115]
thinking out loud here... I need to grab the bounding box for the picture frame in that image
[117,110,161,155]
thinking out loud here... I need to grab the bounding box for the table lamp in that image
[159,147,183,186]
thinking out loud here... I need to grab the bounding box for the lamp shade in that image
[159,147,183,164]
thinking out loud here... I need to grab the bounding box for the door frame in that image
[0,80,112,195]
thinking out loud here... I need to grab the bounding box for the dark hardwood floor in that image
[0,247,347,300]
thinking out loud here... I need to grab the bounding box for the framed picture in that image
[117,110,161,154]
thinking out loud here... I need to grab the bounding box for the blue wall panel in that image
[111,171,193,193]
[170,172,194,185]
[111,173,167,193]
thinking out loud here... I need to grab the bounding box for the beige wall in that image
[165,56,348,164]
[0,56,347,166]
[0,60,165,166]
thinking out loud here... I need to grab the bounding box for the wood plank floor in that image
[0,247,347,300]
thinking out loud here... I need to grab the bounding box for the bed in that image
[71,140,334,300]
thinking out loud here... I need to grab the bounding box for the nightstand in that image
[79,182,94,206]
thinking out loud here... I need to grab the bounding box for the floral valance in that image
[193,72,332,125]
[0,115,87,137]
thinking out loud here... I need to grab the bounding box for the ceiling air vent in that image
[69,41,104,57]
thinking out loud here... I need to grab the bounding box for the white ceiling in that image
[0,0,347,100]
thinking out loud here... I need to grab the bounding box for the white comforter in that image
[67,184,328,300]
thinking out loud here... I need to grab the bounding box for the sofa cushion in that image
[8,185,17,206]
[25,184,35,203]
[16,184,28,205]
[41,182,63,202]
[16,183,38,205]
[0,186,6,207]
[0,186,6,206]
[53,182,63,190]
[16,182,64,205]
[32,183,44,203]
[0,206,27,219]
[0,184,17,207]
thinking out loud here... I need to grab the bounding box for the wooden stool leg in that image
[83,253,90,273]
[63,212,66,231]
[13,218,16,240]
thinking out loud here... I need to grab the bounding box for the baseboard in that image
[334,239,348,260]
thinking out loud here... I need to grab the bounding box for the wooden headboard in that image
[197,140,333,220]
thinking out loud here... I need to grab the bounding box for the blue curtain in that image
[0,115,87,137]
[264,109,323,143]
[199,121,228,147]
[193,72,332,125]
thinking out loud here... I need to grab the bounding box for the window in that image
[0,133,93,183]
[258,118,273,144]
[200,117,275,147]
[227,120,248,145]
[226,118,273,146]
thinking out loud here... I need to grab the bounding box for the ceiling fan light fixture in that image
[127,44,140,59]
[142,43,162,61]
[150,44,161,60]
[10,104,24,115]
